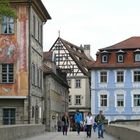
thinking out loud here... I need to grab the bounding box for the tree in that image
[0,0,16,18]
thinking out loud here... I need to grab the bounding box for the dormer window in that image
[102,55,108,63]
[135,53,140,62]
[134,49,140,62]
[117,54,124,63]
[116,50,125,63]
[101,51,109,63]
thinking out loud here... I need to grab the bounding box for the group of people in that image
[85,110,105,138]
[58,110,105,138]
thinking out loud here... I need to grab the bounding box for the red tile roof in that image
[43,51,53,61]
[100,37,140,50]
[88,36,140,69]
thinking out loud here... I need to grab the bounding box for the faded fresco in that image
[0,6,28,96]
[0,35,18,63]
[19,9,27,71]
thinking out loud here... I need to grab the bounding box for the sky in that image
[42,0,140,59]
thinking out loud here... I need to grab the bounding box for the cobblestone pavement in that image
[21,131,119,140]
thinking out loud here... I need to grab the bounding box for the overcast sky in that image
[42,0,140,59]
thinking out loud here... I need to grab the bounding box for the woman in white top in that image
[85,112,93,138]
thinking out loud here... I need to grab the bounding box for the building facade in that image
[0,0,51,125]
[89,37,140,122]
[49,37,93,120]
[43,51,69,131]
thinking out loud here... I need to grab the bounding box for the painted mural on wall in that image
[0,5,28,96]
[0,35,18,63]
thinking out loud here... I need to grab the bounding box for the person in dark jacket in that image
[62,112,69,135]
[95,110,105,138]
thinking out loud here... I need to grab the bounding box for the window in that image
[101,55,108,63]
[117,71,124,83]
[65,54,69,60]
[33,15,36,37]
[2,64,14,83]
[75,95,81,105]
[3,108,15,125]
[134,53,140,62]
[67,79,71,87]
[55,45,63,50]
[55,54,63,61]
[117,54,124,63]
[32,63,35,85]
[39,69,42,89]
[2,16,14,34]
[100,95,107,107]
[134,94,140,106]
[75,79,81,88]
[117,94,124,107]
[69,95,72,105]
[39,23,42,44]
[31,64,42,89]
[100,71,107,83]
[32,106,35,118]
[133,71,140,82]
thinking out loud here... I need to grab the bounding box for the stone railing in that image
[105,124,140,140]
[0,124,45,140]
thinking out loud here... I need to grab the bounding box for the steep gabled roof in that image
[100,37,140,51]
[49,37,93,76]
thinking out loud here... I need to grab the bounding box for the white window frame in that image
[99,71,108,83]
[135,53,140,62]
[133,94,140,107]
[131,90,140,108]
[115,90,126,108]
[1,64,14,83]
[117,54,124,63]
[116,94,124,107]
[99,94,108,107]
[132,70,140,83]
[116,70,124,83]
[102,55,108,63]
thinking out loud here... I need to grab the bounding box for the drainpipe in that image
[28,0,31,124]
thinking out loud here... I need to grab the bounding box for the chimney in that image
[84,44,90,58]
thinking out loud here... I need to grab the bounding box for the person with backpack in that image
[94,110,105,138]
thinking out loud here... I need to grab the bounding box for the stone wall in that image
[0,124,45,140]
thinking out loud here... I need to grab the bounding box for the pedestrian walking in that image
[62,112,69,135]
[57,118,62,132]
[94,110,105,138]
[85,112,93,138]
[74,109,83,135]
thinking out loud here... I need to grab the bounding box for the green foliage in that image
[0,0,16,18]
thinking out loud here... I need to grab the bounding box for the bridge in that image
[21,131,118,140]
[0,124,140,140]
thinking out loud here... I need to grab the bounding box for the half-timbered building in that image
[49,37,93,120]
